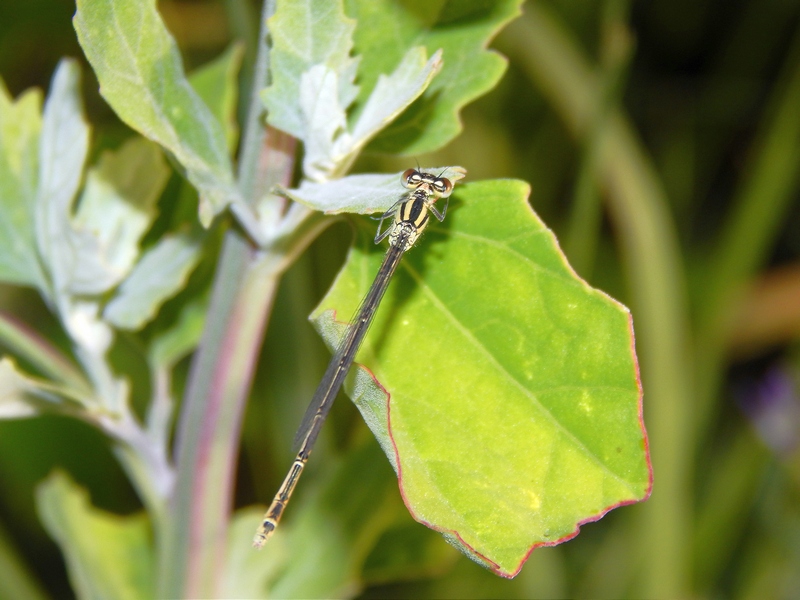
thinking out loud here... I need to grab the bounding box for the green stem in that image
[507,6,693,597]
[156,1,287,597]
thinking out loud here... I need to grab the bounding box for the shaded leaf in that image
[148,298,207,368]
[312,179,651,576]
[0,357,89,421]
[267,439,398,598]
[346,0,524,154]
[188,43,244,152]
[104,232,203,330]
[36,471,154,600]
[221,507,286,600]
[73,0,240,225]
[0,77,46,289]
[281,166,466,215]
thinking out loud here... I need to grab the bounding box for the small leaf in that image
[299,63,350,180]
[0,357,86,419]
[281,166,466,215]
[36,472,155,600]
[34,59,91,303]
[346,0,524,154]
[344,47,442,154]
[73,0,241,224]
[104,232,203,330]
[188,43,244,152]
[148,299,207,367]
[262,0,359,141]
[70,137,170,295]
[312,179,651,576]
[0,77,47,289]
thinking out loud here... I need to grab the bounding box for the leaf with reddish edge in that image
[311,178,652,576]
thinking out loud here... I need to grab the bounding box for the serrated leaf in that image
[73,0,240,224]
[346,0,523,154]
[311,179,651,576]
[70,137,169,295]
[0,78,46,289]
[281,166,466,214]
[36,472,154,600]
[34,59,91,303]
[188,43,244,153]
[104,232,203,330]
[262,0,359,140]
[345,47,442,152]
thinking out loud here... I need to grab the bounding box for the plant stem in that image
[156,1,287,597]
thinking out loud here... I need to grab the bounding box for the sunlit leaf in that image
[262,0,359,141]
[34,59,91,303]
[0,78,46,289]
[73,0,240,225]
[36,472,154,600]
[281,166,466,214]
[104,232,203,330]
[346,0,524,154]
[312,179,651,575]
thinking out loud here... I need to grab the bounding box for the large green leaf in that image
[312,179,651,576]
[0,78,46,289]
[36,472,154,600]
[73,0,240,225]
[346,0,524,154]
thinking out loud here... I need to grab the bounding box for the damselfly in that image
[253,168,457,548]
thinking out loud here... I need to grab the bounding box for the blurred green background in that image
[3,0,800,598]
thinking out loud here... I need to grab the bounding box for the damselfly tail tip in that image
[252,521,276,549]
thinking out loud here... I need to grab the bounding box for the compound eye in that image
[435,177,454,197]
[402,168,421,188]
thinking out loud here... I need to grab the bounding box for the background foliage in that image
[1,0,799,598]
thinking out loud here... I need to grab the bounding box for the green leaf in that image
[312,179,651,576]
[35,59,91,302]
[73,0,240,225]
[0,357,92,419]
[147,298,207,368]
[281,166,466,214]
[0,77,46,289]
[346,0,524,154]
[262,0,359,142]
[103,232,203,330]
[71,137,169,295]
[188,43,244,153]
[36,471,154,600]
[221,507,287,599]
[267,439,398,598]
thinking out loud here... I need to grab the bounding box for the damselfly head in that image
[402,168,454,198]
